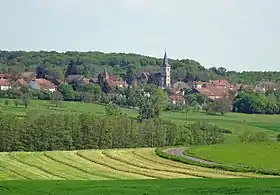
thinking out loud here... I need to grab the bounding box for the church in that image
[137,50,171,89]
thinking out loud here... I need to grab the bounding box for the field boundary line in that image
[43,152,110,180]
[102,151,203,178]
[76,151,157,179]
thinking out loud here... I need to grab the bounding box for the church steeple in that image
[163,48,169,67]
[161,49,171,88]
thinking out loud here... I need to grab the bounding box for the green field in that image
[188,142,280,172]
[1,179,280,195]
[0,98,279,144]
[0,148,268,180]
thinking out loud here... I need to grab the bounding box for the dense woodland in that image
[1,50,280,84]
[0,107,225,152]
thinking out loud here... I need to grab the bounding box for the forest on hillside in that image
[1,51,280,84]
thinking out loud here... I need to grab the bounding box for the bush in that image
[238,130,268,143]
[277,134,280,141]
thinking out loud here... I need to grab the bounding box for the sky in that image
[0,0,280,72]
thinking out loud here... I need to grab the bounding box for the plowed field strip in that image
[1,153,54,179]
[8,153,65,179]
[9,152,93,179]
[44,151,137,180]
[77,150,182,179]
[102,150,201,178]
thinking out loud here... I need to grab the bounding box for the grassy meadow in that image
[1,179,280,195]
[188,142,280,173]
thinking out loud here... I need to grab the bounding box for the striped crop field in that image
[0,148,275,180]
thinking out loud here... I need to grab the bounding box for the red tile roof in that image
[105,78,128,87]
[34,79,55,90]
[0,78,9,86]
[195,86,226,97]
[210,80,230,87]
[0,74,14,79]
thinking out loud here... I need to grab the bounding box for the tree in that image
[105,103,122,116]
[65,60,78,77]
[136,84,168,120]
[14,99,20,108]
[277,134,280,141]
[22,93,30,108]
[4,99,9,107]
[125,66,134,86]
[51,91,63,107]
[209,97,232,115]
[36,65,47,78]
[58,84,75,101]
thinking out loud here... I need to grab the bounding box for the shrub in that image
[4,99,9,106]
[277,134,280,141]
[238,130,268,143]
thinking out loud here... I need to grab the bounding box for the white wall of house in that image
[49,88,56,92]
[0,86,11,91]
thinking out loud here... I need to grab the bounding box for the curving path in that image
[164,148,221,166]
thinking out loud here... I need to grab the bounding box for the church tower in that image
[161,49,171,88]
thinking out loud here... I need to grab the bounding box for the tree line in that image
[233,91,280,114]
[0,108,225,152]
[1,50,280,84]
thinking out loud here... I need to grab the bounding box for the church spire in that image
[163,49,169,67]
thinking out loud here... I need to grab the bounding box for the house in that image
[193,86,227,100]
[169,95,186,105]
[0,78,11,91]
[172,81,190,95]
[66,74,90,86]
[255,81,278,93]
[13,78,28,88]
[210,80,231,89]
[28,79,56,92]
[0,74,14,79]
[17,72,37,82]
[192,81,206,89]
[99,69,128,90]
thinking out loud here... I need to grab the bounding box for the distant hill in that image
[0,50,280,85]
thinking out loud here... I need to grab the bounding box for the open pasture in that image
[1,179,280,195]
[188,142,280,173]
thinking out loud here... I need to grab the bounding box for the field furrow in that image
[0,153,55,179]
[44,151,144,180]
[77,150,195,179]
[102,149,203,178]
[8,152,97,180]
[0,148,273,180]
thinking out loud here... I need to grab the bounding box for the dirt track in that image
[164,148,220,166]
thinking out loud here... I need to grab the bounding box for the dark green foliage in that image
[233,91,280,114]
[0,112,224,152]
[238,130,269,143]
[4,99,9,106]
[136,84,168,120]
[207,97,232,115]
[277,134,280,141]
[1,179,280,195]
